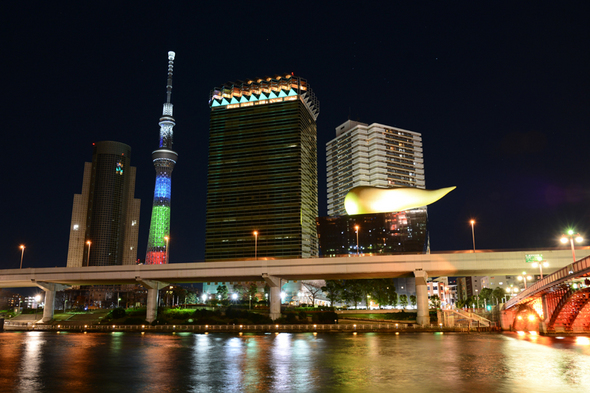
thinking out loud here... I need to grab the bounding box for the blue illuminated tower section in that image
[145,51,178,264]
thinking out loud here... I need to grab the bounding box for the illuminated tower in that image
[205,73,319,261]
[145,51,178,264]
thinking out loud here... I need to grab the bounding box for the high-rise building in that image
[326,120,425,216]
[145,51,177,265]
[66,141,140,267]
[205,73,319,261]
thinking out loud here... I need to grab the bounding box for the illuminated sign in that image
[525,254,543,263]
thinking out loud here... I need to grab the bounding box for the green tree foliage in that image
[216,285,229,301]
[185,291,199,305]
[342,280,364,308]
[247,283,258,301]
[492,287,505,304]
[322,280,343,306]
[429,295,441,309]
[479,288,493,303]
[409,295,416,307]
[399,294,408,308]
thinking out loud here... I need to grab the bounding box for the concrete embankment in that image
[2,321,497,334]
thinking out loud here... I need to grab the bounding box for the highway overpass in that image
[2,248,589,325]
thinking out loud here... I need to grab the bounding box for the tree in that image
[342,280,363,308]
[492,287,505,304]
[399,294,408,309]
[409,295,416,308]
[247,283,258,300]
[429,295,441,309]
[371,279,392,308]
[322,280,343,306]
[302,281,324,306]
[216,285,229,301]
[389,292,398,308]
[479,288,493,304]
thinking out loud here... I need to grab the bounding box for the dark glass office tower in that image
[205,74,319,261]
[66,141,140,267]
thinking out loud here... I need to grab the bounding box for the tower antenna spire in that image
[166,51,175,104]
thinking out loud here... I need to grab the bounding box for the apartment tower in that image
[326,120,425,216]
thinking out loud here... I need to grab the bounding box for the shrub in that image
[109,308,126,319]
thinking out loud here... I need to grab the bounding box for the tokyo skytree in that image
[145,51,177,264]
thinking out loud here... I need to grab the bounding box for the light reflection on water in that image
[0,332,589,392]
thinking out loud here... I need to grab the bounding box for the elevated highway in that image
[2,248,589,325]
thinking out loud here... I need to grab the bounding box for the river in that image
[0,331,589,393]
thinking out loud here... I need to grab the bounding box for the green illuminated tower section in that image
[145,51,177,264]
[205,74,319,261]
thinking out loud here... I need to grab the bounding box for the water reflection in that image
[1,332,590,392]
[17,331,44,392]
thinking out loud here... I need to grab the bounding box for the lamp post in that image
[518,272,533,289]
[253,230,258,260]
[86,241,91,265]
[19,245,25,269]
[164,236,170,263]
[470,220,476,252]
[532,261,549,279]
[560,230,583,263]
[354,225,360,256]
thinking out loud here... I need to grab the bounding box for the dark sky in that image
[3,1,590,269]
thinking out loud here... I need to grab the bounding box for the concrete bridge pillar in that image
[137,279,169,323]
[34,281,70,323]
[414,269,429,326]
[262,274,281,320]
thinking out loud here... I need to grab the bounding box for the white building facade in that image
[326,120,425,216]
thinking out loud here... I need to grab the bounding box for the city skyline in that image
[3,2,590,268]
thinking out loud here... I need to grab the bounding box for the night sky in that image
[3,2,590,269]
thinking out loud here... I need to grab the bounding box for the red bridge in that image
[502,256,590,334]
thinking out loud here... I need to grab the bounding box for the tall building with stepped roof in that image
[205,73,319,261]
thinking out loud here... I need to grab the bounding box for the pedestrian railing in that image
[2,323,466,333]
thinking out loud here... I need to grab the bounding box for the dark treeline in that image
[321,279,416,309]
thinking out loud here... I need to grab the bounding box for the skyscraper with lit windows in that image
[66,141,140,267]
[326,120,425,216]
[205,73,319,261]
[145,51,177,264]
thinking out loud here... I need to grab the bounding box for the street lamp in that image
[518,272,533,289]
[86,241,91,265]
[470,220,476,252]
[19,245,25,269]
[532,261,549,279]
[354,225,360,256]
[253,231,258,260]
[560,230,583,263]
[164,236,170,263]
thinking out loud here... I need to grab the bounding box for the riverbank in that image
[2,320,498,334]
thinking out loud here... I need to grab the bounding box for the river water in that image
[0,331,589,393]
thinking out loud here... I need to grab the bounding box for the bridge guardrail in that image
[506,255,590,309]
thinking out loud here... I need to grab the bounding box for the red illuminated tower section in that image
[145,51,178,264]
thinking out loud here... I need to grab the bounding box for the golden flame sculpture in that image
[344,186,456,215]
